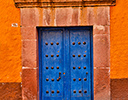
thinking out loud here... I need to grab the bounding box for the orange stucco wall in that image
[0,0,127,82]
[110,0,128,79]
[0,0,21,82]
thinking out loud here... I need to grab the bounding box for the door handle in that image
[59,72,61,79]
[57,72,61,81]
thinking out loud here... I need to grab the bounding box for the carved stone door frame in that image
[21,7,110,100]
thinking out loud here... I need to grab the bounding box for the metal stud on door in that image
[38,27,93,100]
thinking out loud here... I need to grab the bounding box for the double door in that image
[38,27,93,100]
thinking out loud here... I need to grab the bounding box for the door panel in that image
[38,27,93,100]
[69,30,91,100]
[42,29,64,100]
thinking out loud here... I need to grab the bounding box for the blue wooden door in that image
[38,27,93,100]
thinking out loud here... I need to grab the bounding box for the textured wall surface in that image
[0,0,128,99]
[0,0,21,82]
[0,83,22,99]
[110,0,128,79]
[110,0,128,99]
[111,79,128,99]
[0,0,127,83]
